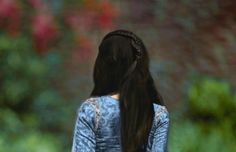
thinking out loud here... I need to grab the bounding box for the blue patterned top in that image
[71,95,169,152]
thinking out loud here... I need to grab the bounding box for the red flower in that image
[0,0,21,36]
[96,0,119,29]
[31,13,58,54]
[64,9,96,30]
[64,0,119,30]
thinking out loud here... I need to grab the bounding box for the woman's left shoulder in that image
[78,97,99,111]
[153,103,169,125]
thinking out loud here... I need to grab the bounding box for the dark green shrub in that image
[169,77,236,152]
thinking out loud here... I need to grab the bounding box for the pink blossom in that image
[96,0,118,29]
[31,13,58,54]
[64,9,96,30]
[0,0,21,36]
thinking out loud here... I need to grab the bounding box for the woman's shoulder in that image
[78,97,99,110]
[76,97,101,121]
[153,103,168,113]
[76,96,101,129]
[78,95,120,112]
[152,103,169,126]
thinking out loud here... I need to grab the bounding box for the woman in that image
[71,29,169,152]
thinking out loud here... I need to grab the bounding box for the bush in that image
[169,77,236,152]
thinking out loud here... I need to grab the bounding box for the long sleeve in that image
[151,106,170,152]
[71,100,96,152]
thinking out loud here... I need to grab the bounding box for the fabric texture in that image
[71,95,169,152]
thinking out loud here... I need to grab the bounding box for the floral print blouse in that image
[71,95,169,152]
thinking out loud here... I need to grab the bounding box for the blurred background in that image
[0,0,236,151]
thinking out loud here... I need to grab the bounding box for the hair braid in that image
[103,29,143,60]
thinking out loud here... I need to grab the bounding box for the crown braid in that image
[103,29,143,60]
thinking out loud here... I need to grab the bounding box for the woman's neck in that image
[110,93,119,100]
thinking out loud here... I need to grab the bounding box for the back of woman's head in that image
[90,29,163,152]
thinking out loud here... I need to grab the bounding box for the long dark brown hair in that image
[90,29,164,152]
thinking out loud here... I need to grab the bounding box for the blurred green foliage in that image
[169,77,236,152]
[0,129,62,152]
[0,33,67,152]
